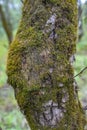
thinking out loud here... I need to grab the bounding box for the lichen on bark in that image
[7,0,86,130]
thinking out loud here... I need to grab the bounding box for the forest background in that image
[0,0,87,130]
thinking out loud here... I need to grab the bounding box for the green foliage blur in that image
[0,0,87,130]
[74,1,87,101]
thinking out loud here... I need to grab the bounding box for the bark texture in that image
[7,0,86,130]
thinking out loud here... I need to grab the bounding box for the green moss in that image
[6,0,86,130]
[18,27,44,47]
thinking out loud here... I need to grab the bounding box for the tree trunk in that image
[78,0,83,40]
[0,4,13,44]
[7,0,86,130]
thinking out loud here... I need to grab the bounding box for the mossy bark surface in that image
[7,0,86,130]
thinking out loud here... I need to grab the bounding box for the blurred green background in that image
[0,0,87,130]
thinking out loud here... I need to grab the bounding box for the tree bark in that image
[0,4,13,44]
[7,0,86,130]
[78,0,83,40]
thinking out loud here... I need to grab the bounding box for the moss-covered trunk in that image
[7,0,86,130]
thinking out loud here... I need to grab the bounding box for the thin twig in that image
[74,66,87,78]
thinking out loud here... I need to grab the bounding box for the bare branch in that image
[74,66,87,78]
